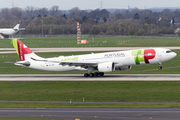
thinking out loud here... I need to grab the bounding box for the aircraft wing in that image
[59,61,118,68]
[31,57,99,68]
[31,57,117,68]
[59,61,98,68]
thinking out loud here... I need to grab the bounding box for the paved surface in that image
[0,74,180,81]
[1,100,180,105]
[1,47,180,119]
[1,108,180,119]
[0,74,179,119]
[0,47,180,54]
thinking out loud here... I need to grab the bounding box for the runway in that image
[0,47,180,54]
[1,48,179,119]
[0,74,180,120]
[0,74,180,81]
[1,108,180,119]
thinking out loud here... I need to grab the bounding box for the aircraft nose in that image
[172,52,177,58]
[169,52,177,59]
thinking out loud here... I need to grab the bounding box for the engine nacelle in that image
[115,66,132,71]
[98,62,115,72]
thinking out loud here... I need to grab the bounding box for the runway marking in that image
[0,108,180,119]
[1,100,180,104]
[0,74,180,81]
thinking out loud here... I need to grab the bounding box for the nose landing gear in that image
[158,66,162,70]
[158,62,162,70]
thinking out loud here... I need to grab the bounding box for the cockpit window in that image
[166,50,172,53]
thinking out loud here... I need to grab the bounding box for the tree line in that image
[1,6,180,36]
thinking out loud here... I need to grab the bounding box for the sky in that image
[1,0,180,10]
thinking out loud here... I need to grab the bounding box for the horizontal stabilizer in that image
[15,61,30,67]
[19,28,25,31]
[5,61,30,66]
[4,62,16,64]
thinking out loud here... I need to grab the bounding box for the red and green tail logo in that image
[11,39,32,61]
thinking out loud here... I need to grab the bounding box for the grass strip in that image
[0,81,180,102]
[1,36,180,48]
[0,102,180,108]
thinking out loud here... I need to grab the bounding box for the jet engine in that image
[115,66,132,71]
[98,62,115,72]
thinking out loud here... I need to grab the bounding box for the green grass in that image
[0,102,180,108]
[0,50,179,74]
[0,81,180,102]
[162,34,179,37]
[1,36,180,48]
[0,81,180,107]
[0,36,180,108]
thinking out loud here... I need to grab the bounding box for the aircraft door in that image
[41,63,45,67]
[157,49,161,57]
[126,51,130,59]
[157,49,161,61]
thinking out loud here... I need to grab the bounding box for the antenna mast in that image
[12,0,14,8]
[100,1,103,9]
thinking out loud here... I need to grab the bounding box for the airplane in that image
[10,39,177,77]
[0,24,25,39]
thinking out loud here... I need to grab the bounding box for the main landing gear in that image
[84,72,104,77]
[158,62,162,70]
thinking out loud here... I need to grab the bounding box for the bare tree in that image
[0,8,12,20]
[11,7,23,20]
[173,9,180,18]
[68,7,81,20]
[36,7,48,17]
[24,6,37,19]
[49,5,59,17]
[161,9,174,17]
[88,9,109,20]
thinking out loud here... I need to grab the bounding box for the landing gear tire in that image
[89,73,94,77]
[158,66,162,70]
[94,72,99,77]
[84,72,105,77]
[84,73,89,77]
[99,72,104,77]
[158,62,162,70]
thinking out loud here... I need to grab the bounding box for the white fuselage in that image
[0,29,18,36]
[16,48,177,72]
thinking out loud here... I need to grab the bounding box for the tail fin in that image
[13,24,20,31]
[11,39,42,61]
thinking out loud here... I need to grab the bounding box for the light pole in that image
[19,21,21,38]
[41,20,43,37]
